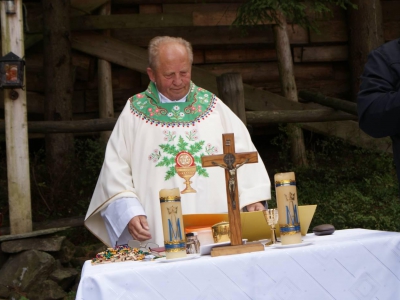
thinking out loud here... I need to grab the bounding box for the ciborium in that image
[263,209,279,244]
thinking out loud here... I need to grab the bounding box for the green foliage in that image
[177,136,189,151]
[268,128,400,233]
[233,0,357,32]
[188,140,205,154]
[29,138,105,223]
[165,166,177,181]
[65,291,77,300]
[159,143,178,156]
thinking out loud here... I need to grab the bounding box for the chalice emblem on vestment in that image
[175,151,197,194]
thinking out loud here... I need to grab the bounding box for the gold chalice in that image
[176,165,197,194]
[263,209,279,244]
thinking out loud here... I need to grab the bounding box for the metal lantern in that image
[0,52,25,89]
[5,0,16,14]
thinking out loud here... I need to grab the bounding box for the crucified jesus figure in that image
[212,156,249,209]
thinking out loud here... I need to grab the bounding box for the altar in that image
[76,229,400,299]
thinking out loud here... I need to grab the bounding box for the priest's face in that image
[147,43,192,101]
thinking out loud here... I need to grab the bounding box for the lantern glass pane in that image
[5,63,18,82]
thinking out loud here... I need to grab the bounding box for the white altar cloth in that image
[76,229,400,300]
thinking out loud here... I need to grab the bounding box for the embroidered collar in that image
[129,81,217,127]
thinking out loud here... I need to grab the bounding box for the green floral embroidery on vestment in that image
[148,129,219,181]
[129,81,217,127]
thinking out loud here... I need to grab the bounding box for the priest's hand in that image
[128,215,152,241]
[246,202,265,212]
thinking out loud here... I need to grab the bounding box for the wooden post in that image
[1,0,32,234]
[98,1,114,145]
[273,16,308,167]
[216,72,246,125]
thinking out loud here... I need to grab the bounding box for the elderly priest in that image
[84,36,271,248]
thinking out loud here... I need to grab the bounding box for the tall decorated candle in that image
[274,172,302,245]
[159,188,187,259]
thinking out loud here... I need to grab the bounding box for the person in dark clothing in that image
[357,38,400,187]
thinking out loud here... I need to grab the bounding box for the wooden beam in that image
[200,62,336,84]
[126,24,307,46]
[111,26,279,47]
[163,3,241,13]
[205,48,277,64]
[299,90,357,115]
[28,14,193,33]
[0,216,84,237]
[246,109,357,124]
[73,13,193,29]
[0,110,356,134]
[71,32,149,74]
[114,0,246,3]
[139,4,162,14]
[293,45,348,63]
[0,118,118,133]
[70,0,110,15]
[310,20,348,43]
[193,10,238,26]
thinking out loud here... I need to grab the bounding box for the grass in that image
[261,130,400,233]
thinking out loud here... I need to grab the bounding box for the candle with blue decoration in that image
[160,188,187,259]
[275,172,302,245]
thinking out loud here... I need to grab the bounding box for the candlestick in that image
[274,172,302,245]
[159,188,187,259]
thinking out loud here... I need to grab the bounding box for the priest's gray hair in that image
[148,36,193,70]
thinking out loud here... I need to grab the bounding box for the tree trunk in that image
[216,72,247,125]
[347,0,383,101]
[273,16,308,167]
[98,2,114,145]
[42,0,75,203]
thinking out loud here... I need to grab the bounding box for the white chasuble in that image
[85,82,271,247]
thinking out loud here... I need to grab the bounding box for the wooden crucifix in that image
[201,133,264,256]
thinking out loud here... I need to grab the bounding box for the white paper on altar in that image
[183,205,316,243]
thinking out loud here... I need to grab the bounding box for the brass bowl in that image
[212,221,230,243]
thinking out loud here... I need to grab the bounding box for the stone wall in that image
[0,233,105,300]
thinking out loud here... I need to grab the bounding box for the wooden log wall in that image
[2,0,399,123]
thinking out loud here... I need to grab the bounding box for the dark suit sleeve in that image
[357,49,400,138]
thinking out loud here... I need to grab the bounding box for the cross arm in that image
[201,152,258,168]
